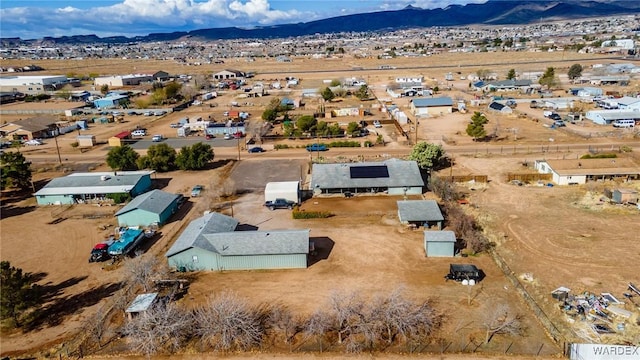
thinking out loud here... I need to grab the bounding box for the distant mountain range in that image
[4,0,640,45]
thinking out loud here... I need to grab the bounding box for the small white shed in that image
[76,134,96,147]
[265,181,300,204]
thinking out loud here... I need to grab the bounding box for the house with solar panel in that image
[165,212,311,271]
[310,159,424,196]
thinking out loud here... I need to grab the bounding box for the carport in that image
[397,200,444,229]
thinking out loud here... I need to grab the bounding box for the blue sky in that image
[0,1,486,39]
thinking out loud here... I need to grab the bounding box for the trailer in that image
[445,264,482,282]
[108,228,145,257]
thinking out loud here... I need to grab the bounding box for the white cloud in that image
[0,0,310,38]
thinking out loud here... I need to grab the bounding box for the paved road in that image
[23,140,640,165]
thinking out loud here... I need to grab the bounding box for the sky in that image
[0,0,487,40]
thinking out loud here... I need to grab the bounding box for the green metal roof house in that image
[424,230,456,257]
[165,212,310,271]
[34,171,153,205]
[115,189,181,227]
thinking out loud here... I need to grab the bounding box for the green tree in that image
[1,261,40,327]
[330,79,341,87]
[100,84,109,95]
[137,143,177,172]
[296,115,317,133]
[466,111,488,141]
[347,122,360,135]
[106,144,139,171]
[164,81,182,100]
[262,108,278,122]
[568,64,583,80]
[506,69,516,80]
[354,85,369,100]
[321,87,335,102]
[176,142,214,170]
[0,151,32,190]
[316,121,329,136]
[328,123,342,136]
[409,142,446,169]
[539,67,558,88]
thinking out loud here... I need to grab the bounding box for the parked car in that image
[24,139,43,146]
[154,110,167,116]
[553,120,566,127]
[248,147,265,153]
[306,143,328,152]
[373,120,382,128]
[131,129,146,137]
[143,111,153,116]
[549,113,562,121]
[127,110,139,116]
[191,185,203,197]
[224,133,233,140]
[264,198,295,210]
[152,134,164,142]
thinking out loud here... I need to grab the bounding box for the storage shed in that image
[397,200,444,229]
[410,97,453,117]
[76,134,96,147]
[424,231,456,257]
[612,188,638,204]
[125,293,158,320]
[115,189,181,227]
[108,131,130,147]
[265,181,300,204]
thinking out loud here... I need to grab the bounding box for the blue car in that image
[248,147,265,153]
[306,144,328,152]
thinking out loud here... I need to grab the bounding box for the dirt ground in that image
[2,51,639,357]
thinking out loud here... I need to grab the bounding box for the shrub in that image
[580,153,617,159]
[106,193,131,204]
[70,141,79,148]
[364,140,373,147]
[274,144,291,150]
[292,209,334,219]
[328,141,360,148]
[620,145,632,153]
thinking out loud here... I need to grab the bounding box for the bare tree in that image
[304,309,331,353]
[268,304,299,349]
[482,304,525,344]
[123,255,167,292]
[327,290,365,346]
[194,291,264,351]
[122,303,192,357]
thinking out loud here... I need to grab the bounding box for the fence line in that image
[437,175,488,183]
[506,173,553,182]
[488,248,571,348]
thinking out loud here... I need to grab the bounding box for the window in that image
[192,255,198,263]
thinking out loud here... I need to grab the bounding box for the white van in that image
[612,119,635,128]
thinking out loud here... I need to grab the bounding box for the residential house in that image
[535,158,640,185]
[213,69,245,80]
[488,101,513,114]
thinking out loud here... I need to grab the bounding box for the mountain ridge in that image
[3,0,640,45]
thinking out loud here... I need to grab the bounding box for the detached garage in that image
[424,231,456,257]
[265,181,300,204]
[115,189,181,227]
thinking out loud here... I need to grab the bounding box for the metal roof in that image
[34,171,153,196]
[203,230,310,256]
[125,293,158,313]
[165,212,239,257]
[540,158,640,176]
[115,189,179,217]
[397,200,444,222]
[424,230,456,243]
[412,97,453,108]
[311,159,424,190]
[591,110,640,121]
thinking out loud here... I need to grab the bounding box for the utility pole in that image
[54,127,62,165]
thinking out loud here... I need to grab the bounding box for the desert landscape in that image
[1,41,640,360]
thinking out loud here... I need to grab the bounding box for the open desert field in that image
[2,50,640,358]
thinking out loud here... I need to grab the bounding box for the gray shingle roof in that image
[412,97,453,108]
[311,159,424,190]
[115,189,179,216]
[397,200,444,222]
[165,212,239,257]
[423,230,456,243]
[203,230,310,256]
[34,171,153,196]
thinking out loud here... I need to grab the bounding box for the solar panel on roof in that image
[350,165,389,179]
